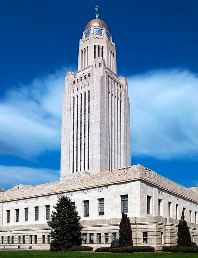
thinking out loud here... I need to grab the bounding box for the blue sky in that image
[0,0,198,189]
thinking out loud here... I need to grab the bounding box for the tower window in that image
[42,235,46,244]
[35,206,39,221]
[84,92,86,171]
[158,199,162,216]
[80,93,82,171]
[81,50,83,70]
[104,233,109,244]
[147,196,152,215]
[87,90,90,170]
[97,233,101,244]
[46,205,50,221]
[121,195,128,213]
[72,96,75,173]
[76,95,79,172]
[83,200,89,217]
[98,45,100,57]
[98,198,104,216]
[143,232,148,244]
[15,209,19,222]
[161,232,164,244]
[168,202,172,217]
[101,46,104,57]
[24,207,28,222]
[89,233,94,244]
[6,210,10,223]
[34,235,37,244]
[176,204,179,219]
[94,45,96,58]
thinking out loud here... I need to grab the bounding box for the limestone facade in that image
[0,165,198,250]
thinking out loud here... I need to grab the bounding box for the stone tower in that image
[60,11,130,180]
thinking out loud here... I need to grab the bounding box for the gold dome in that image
[85,19,109,31]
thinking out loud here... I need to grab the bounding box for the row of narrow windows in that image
[6,205,50,224]
[0,235,50,245]
[80,45,115,71]
[94,45,104,58]
[72,90,90,173]
[14,196,127,220]
[0,232,164,245]
[147,195,198,223]
[83,195,128,217]
[6,196,197,224]
[108,76,123,171]
[82,232,164,245]
[81,45,104,69]
[73,73,91,86]
[75,194,198,223]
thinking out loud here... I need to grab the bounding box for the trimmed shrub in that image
[111,247,134,253]
[177,210,192,247]
[132,246,155,252]
[95,247,111,252]
[69,246,93,251]
[119,213,133,247]
[162,246,198,253]
[111,246,155,253]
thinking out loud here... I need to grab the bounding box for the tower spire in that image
[95,5,99,19]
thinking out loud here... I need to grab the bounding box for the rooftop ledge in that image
[0,165,198,204]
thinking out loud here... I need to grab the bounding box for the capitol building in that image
[0,13,198,251]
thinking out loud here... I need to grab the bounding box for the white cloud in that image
[0,69,65,158]
[128,69,198,159]
[0,165,59,189]
[0,68,198,162]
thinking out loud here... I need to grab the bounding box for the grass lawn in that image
[0,251,197,258]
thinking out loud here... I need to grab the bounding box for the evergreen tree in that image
[48,195,82,251]
[119,213,133,247]
[177,210,192,247]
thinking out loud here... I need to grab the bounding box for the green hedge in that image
[162,246,198,253]
[69,246,93,251]
[111,246,155,253]
[131,246,155,252]
[95,247,111,252]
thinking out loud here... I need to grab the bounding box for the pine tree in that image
[119,213,133,247]
[177,210,192,247]
[48,195,82,251]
